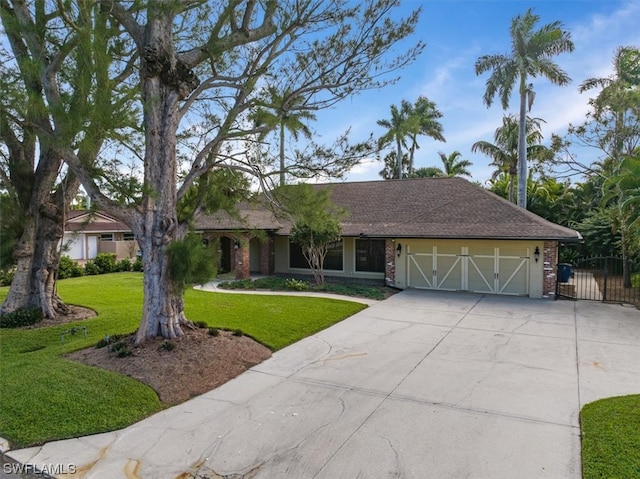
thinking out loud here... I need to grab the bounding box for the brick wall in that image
[542,240,558,297]
[234,234,250,279]
[385,239,396,287]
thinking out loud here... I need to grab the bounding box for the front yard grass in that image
[0,273,366,448]
[581,394,640,478]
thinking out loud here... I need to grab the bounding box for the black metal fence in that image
[556,256,640,306]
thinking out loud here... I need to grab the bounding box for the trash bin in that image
[558,263,572,283]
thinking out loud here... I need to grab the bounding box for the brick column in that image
[234,234,250,279]
[542,240,558,297]
[385,239,396,287]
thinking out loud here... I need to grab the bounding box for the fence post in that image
[602,257,608,302]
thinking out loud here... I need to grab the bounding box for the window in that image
[123,233,135,241]
[355,239,386,273]
[100,233,114,241]
[289,240,343,271]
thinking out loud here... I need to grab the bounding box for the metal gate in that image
[556,256,639,305]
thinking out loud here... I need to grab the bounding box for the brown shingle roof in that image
[199,177,581,241]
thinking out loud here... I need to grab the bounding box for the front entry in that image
[249,238,261,273]
[219,237,232,274]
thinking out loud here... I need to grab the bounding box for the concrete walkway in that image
[7,290,640,478]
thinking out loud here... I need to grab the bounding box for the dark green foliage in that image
[116,258,133,272]
[232,329,243,336]
[58,256,84,279]
[207,327,220,336]
[319,283,387,300]
[110,341,133,358]
[219,276,390,300]
[284,278,308,291]
[0,307,43,328]
[166,234,218,293]
[160,340,175,351]
[93,253,117,274]
[84,260,100,275]
[178,169,251,223]
[574,208,622,258]
[0,268,15,287]
[193,320,208,328]
[132,257,143,272]
[0,194,21,270]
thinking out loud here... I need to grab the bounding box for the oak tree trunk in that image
[132,16,199,344]
[0,158,77,318]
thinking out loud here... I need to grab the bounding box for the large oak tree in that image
[28,0,423,344]
[0,1,136,317]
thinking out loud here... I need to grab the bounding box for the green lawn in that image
[0,273,366,448]
[581,394,640,479]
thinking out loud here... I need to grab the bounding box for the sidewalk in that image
[194,279,380,306]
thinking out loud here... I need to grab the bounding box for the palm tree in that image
[378,96,445,179]
[378,151,410,180]
[406,97,446,175]
[252,87,317,186]
[377,100,413,179]
[438,151,472,177]
[475,8,574,208]
[472,114,548,203]
[580,46,640,162]
[409,166,445,178]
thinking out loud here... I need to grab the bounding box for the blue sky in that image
[312,0,640,185]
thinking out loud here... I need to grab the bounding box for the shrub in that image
[208,327,220,336]
[58,256,84,279]
[160,340,176,351]
[110,341,132,357]
[116,258,133,272]
[132,257,143,272]
[84,260,100,275]
[284,278,308,291]
[0,307,43,328]
[0,268,15,287]
[193,320,208,329]
[632,273,640,289]
[96,333,131,349]
[93,253,117,274]
[232,328,243,337]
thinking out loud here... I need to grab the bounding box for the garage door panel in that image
[408,253,434,289]
[468,256,495,292]
[436,254,462,290]
[498,257,529,295]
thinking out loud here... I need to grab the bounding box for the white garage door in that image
[407,243,530,296]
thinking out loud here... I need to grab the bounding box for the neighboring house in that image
[65,178,582,298]
[197,177,581,299]
[62,210,138,262]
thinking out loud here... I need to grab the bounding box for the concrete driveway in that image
[8,290,640,478]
